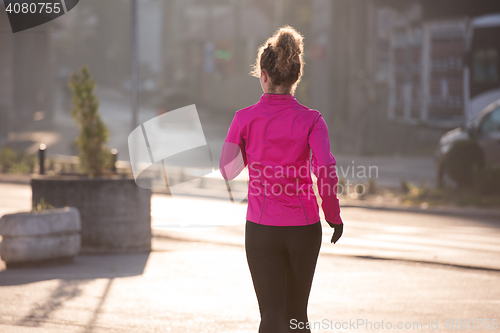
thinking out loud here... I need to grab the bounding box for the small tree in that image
[69,66,111,177]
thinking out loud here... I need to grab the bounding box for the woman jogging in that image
[220,25,343,333]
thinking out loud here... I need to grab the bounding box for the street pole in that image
[130,0,140,175]
[131,0,139,133]
[39,143,46,175]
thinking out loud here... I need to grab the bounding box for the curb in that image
[0,174,31,185]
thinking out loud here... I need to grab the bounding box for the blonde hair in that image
[251,25,305,94]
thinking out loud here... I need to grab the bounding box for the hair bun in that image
[275,29,302,75]
[251,25,305,94]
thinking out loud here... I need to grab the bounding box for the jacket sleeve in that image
[219,112,248,181]
[308,113,343,225]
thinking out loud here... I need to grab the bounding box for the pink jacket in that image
[220,93,343,226]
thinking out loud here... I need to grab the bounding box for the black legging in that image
[245,220,322,333]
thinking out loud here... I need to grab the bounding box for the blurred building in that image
[158,0,319,112]
[323,0,500,155]
[2,0,500,158]
[162,0,273,112]
[165,0,500,155]
[0,10,13,147]
[0,4,56,147]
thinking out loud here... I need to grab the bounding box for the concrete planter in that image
[31,175,152,253]
[0,207,81,267]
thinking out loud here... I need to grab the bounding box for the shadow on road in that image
[0,253,150,286]
[0,253,150,331]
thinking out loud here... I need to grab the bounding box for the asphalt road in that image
[3,183,499,270]
[0,237,499,333]
[0,183,499,332]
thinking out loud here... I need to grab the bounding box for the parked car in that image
[436,99,500,184]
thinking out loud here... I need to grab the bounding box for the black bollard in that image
[111,148,118,174]
[39,143,46,175]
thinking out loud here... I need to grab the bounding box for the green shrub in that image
[32,197,55,212]
[443,139,485,187]
[0,146,17,172]
[69,66,112,177]
[400,180,412,194]
[0,146,36,174]
[337,177,346,195]
[472,164,500,196]
[367,178,376,194]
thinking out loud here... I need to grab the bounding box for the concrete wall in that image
[31,176,152,253]
[0,207,81,266]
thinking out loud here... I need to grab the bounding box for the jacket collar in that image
[259,93,297,103]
